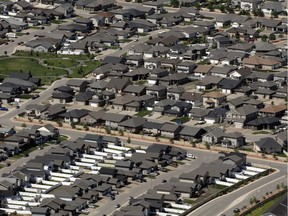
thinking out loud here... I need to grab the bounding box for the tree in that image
[204,142,210,150]
[118,129,124,136]
[70,122,76,129]
[56,121,63,127]
[127,137,131,143]
[219,5,225,13]
[207,3,214,11]
[190,139,196,147]
[276,184,280,190]
[281,182,285,189]
[261,35,268,42]
[258,9,264,17]
[104,126,111,134]
[269,33,276,41]
[271,10,278,18]
[4,51,7,56]
[170,0,179,7]
[21,123,27,127]
[279,33,284,38]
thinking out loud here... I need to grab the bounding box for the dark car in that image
[233,208,240,213]
[162,180,167,183]
[115,204,120,208]
[6,163,11,167]
[24,153,29,157]
[32,94,40,99]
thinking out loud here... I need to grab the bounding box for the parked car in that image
[187,153,197,159]
[6,163,11,167]
[233,208,240,213]
[162,180,167,183]
[115,204,121,208]
[0,107,8,111]
[32,94,40,99]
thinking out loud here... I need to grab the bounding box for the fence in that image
[14,117,288,162]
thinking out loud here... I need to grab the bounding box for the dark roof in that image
[255,138,281,149]
[60,109,90,118]
[75,91,95,102]
[102,113,129,123]
[160,123,182,133]
[143,121,163,130]
[118,117,146,128]
[218,78,242,90]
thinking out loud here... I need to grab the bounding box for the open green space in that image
[13,51,91,60]
[44,59,78,68]
[246,193,286,216]
[0,58,67,80]
[69,61,101,78]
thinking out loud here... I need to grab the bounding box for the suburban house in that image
[254,138,282,153]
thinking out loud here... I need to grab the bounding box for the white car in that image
[187,154,197,159]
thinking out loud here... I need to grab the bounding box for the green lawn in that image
[0,58,67,80]
[172,116,191,124]
[252,131,270,135]
[184,199,196,205]
[58,135,69,142]
[246,193,286,216]
[135,110,152,117]
[13,51,91,60]
[44,59,78,68]
[69,61,101,78]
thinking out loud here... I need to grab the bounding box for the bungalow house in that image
[60,109,90,123]
[218,79,242,94]
[118,117,147,133]
[80,110,106,126]
[123,85,146,96]
[129,19,157,33]
[254,138,282,153]
[202,127,226,145]
[142,121,163,136]
[51,92,73,104]
[102,113,130,129]
[179,126,207,142]
[75,91,95,106]
[259,104,287,118]
[242,56,282,70]
[203,91,226,108]
[160,123,182,139]
[176,61,197,74]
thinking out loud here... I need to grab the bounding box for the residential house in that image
[60,109,90,123]
[102,113,130,129]
[254,138,282,153]
[221,132,245,148]
[226,105,258,128]
[202,127,226,145]
[160,123,182,139]
[179,92,203,107]
[203,91,226,108]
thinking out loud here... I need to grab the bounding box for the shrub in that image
[21,123,27,127]
[127,137,131,143]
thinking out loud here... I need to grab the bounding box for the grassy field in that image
[0,58,67,79]
[246,193,286,216]
[44,59,78,68]
[13,51,91,60]
[69,61,101,78]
